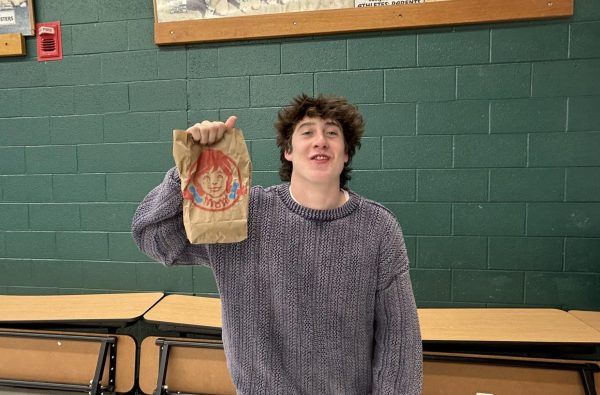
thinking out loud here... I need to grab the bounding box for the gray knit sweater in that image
[132,168,423,394]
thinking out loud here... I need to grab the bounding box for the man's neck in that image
[289,177,345,210]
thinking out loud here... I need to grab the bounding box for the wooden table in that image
[142,295,228,394]
[143,294,222,335]
[0,292,164,394]
[141,299,600,395]
[0,292,164,327]
[419,308,600,395]
[143,300,600,353]
[420,308,600,344]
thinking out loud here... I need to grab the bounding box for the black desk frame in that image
[0,331,117,395]
[150,322,223,339]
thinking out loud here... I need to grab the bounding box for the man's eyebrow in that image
[296,121,316,129]
[296,120,341,129]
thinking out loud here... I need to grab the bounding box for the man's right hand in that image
[186,115,238,145]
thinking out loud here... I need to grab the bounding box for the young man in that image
[132,94,422,394]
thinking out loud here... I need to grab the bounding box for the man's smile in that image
[310,154,331,162]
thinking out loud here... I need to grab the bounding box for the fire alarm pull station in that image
[36,21,62,61]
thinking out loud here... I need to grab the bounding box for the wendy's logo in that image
[182,149,248,211]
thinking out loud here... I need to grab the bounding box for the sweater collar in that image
[276,183,360,221]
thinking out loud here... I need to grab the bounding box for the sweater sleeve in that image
[131,167,211,266]
[371,221,423,395]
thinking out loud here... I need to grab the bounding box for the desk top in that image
[142,298,600,345]
[0,292,164,325]
[143,294,221,329]
[569,310,600,333]
[419,308,600,344]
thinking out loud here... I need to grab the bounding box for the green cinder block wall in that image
[1,0,599,309]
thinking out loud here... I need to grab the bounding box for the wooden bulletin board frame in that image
[153,0,573,45]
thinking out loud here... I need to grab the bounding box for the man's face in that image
[200,168,227,198]
[284,116,348,187]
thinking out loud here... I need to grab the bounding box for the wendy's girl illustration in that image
[183,149,247,211]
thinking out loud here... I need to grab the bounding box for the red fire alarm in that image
[36,21,62,62]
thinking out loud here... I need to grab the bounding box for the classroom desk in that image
[143,298,600,356]
[0,292,164,394]
[143,294,222,336]
[419,308,600,344]
[142,295,227,394]
[145,299,600,348]
[419,308,600,395]
[0,292,164,328]
[141,297,600,395]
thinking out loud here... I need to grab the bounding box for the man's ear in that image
[284,149,292,162]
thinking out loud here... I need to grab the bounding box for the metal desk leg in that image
[154,341,171,395]
[579,364,598,395]
[90,338,117,395]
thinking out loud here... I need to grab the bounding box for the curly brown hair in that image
[274,94,364,188]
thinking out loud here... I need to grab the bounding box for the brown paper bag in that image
[173,128,252,244]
